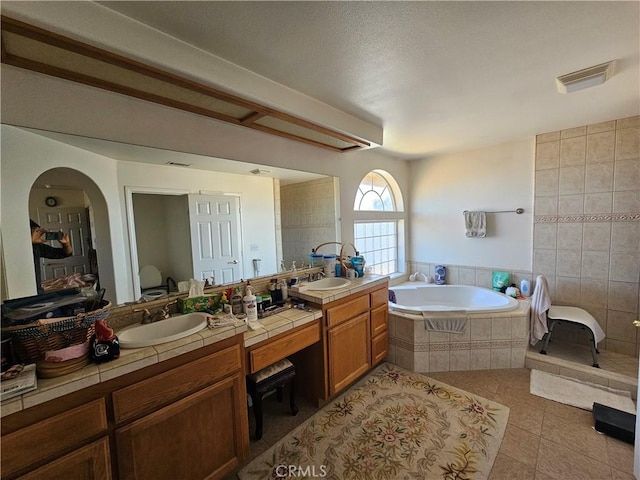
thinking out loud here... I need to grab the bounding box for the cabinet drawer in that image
[370,286,388,309]
[371,304,388,337]
[113,344,242,424]
[1,398,107,478]
[249,321,320,373]
[326,294,369,328]
[372,330,389,365]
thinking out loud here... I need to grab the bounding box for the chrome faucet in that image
[310,271,326,282]
[135,300,177,324]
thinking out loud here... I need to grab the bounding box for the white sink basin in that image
[305,277,351,291]
[118,312,208,348]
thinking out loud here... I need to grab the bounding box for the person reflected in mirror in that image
[30,220,72,293]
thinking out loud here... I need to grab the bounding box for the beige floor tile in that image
[541,411,609,463]
[489,452,537,480]
[542,398,594,424]
[606,436,635,474]
[499,424,540,467]
[611,467,636,480]
[536,439,612,479]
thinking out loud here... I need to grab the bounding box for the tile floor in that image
[232,347,638,480]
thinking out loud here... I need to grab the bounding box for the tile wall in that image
[387,302,530,373]
[280,177,340,268]
[533,115,640,356]
[406,262,532,291]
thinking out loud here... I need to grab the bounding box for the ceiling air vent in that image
[165,161,192,167]
[556,60,616,94]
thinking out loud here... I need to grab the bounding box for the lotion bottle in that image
[520,278,531,297]
[243,286,258,321]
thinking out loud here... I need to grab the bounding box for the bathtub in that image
[387,283,530,373]
[389,282,519,314]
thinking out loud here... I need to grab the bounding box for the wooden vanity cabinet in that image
[1,399,110,480]
[0,334,248,480]
[322,283,389,398]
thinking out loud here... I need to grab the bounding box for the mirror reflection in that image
[2,126,339,306]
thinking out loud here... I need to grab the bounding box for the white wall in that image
[410,138,535,272]
[1,125,124,301]
[118,161,278,285]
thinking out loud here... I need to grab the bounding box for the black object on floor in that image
[593,402,636,444]
[246,358,298,440]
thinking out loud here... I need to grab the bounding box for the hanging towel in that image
[422,311,468,333]
[464,211,487,237]
[530,275,551,345]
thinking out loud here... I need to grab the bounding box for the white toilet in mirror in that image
[139,265,167,300]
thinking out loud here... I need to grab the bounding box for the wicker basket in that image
[1,301,111,364]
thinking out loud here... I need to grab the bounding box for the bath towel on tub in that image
[423,311,468,334]
[464,211,486,238]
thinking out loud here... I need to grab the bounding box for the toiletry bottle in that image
[335,258,342,277]
[350,252,365,278]
[243,286,258,321]
[221,292,230,314]
[520,278,531,297]
[275,280,283,303]
[231,288,243,315]
[281,279,288,301]
[309,249,316,267]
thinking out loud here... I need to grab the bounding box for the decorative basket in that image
[1,301,111,364]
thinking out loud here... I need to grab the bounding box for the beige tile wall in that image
[534,115,640,356]
[387,302,530,373]
[280,177,340,268]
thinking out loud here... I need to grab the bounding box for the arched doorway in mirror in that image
[28,168,112,298]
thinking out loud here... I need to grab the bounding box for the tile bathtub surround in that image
[387,301,530,373]
[405,262,533,291]
[534,115,640,356]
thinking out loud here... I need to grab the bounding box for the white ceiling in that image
[91,0,640,159]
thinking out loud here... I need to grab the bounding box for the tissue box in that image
[178,294,221,314]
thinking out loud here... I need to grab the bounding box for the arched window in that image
[353,170,405,276]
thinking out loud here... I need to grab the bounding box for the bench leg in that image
[587,330,600,368]
[290,377,299,416]
[539,320,558,355]
[252,392,263,440]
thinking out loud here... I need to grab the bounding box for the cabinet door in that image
[370,304,388,338]
[372,331,389,366]
[327,312,370,396]
[116,373,246,480]
[17,438,111,480]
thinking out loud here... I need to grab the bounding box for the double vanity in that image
[1,275,389,480]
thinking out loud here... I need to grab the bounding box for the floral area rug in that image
[238,363,509,479]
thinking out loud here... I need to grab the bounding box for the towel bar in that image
[462,208,524,215]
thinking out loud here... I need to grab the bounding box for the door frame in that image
[124,186,190,300]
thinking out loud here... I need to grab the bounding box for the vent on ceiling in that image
[250,168,271,175]
[165,161,192,167]
[556,60,616,94]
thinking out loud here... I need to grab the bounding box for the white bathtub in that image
[389,282,519,314]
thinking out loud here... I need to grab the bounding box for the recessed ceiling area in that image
[0,15,372,153]
[1,1,639,159]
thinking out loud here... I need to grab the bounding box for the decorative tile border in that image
[390,338,529,353]
[535,213,640,223]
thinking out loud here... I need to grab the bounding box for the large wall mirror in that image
[1,126,340,306]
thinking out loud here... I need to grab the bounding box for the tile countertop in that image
[1,275,389,417]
